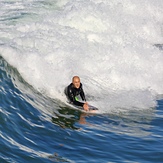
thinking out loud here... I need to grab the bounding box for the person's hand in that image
[83,102,89,111]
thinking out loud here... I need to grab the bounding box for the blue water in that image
[1,0,163,162]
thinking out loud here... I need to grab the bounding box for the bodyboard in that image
[65,102,99,114]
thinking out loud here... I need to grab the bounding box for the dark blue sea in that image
[1,0,163,162]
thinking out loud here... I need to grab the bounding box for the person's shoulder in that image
[68,83,73,89]
[80,83,83,89]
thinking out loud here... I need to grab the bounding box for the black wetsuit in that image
[64,83,86,107]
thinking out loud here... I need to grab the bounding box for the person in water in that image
[65,76,89,111]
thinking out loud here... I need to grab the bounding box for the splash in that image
[0,0,163,112]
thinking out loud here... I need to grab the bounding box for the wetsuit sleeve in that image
[67,87,84,107]
[80,86,86,101]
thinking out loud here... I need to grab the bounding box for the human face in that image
[72,77,80,89]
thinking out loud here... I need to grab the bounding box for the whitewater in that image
[0,0,163,112]
[1,0,163,163]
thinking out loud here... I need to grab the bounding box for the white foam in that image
[0,0,163,112]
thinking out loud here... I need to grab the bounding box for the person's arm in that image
[67,87,84,107]
[80,84,86,101]
[79,85,89,111]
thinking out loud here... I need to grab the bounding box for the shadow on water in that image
[52,107,82,130]
[51,105,94,130]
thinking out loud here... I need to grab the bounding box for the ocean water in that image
[0,0,163,162]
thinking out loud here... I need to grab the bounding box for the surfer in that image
[64,76,89,111]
